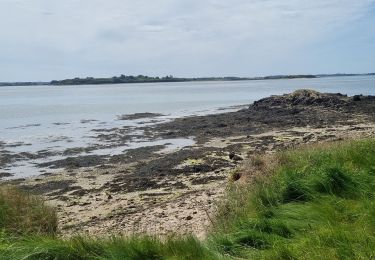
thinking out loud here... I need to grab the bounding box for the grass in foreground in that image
[0,235,217,260]
[0,139,374,259]
[0,186,57,236]
[211,139,375,259]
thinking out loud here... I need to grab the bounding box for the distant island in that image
[1,73,374,87]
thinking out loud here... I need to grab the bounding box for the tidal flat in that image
[2,90,374,238]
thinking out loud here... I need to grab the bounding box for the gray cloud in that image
[0,0,374,81]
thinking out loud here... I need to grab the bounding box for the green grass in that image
[0,235,219,260]
[0,139,375,259]
[210,139,375,259]
[0,186,57,236]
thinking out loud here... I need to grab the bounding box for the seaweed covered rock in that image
[253,89,349,109]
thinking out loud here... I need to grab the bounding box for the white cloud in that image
[0,0,374,80]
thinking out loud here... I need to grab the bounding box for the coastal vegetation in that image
[49,74,315,86]
[0,186,57,236]
[2,73,375,87]
[0,139,374,259]
[210,139,375,258]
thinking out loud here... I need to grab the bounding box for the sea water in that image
[1,76,374,178]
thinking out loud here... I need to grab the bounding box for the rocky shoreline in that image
[2,90,375,238]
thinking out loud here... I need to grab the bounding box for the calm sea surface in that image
[0,76,374,178]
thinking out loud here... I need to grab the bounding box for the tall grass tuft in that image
[0,186,57,236]
[210,139,375,258]
[0,235,219,260]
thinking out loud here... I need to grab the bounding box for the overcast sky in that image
[0,0,374,81]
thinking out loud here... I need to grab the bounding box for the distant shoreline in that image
[1,73,374,87]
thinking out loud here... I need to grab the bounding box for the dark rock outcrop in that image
[253,89,348,109]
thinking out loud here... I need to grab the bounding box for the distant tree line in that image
[49,75,251,85]
[49,74,320,86]
[1,73,374,87]
[50,75,189,85]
